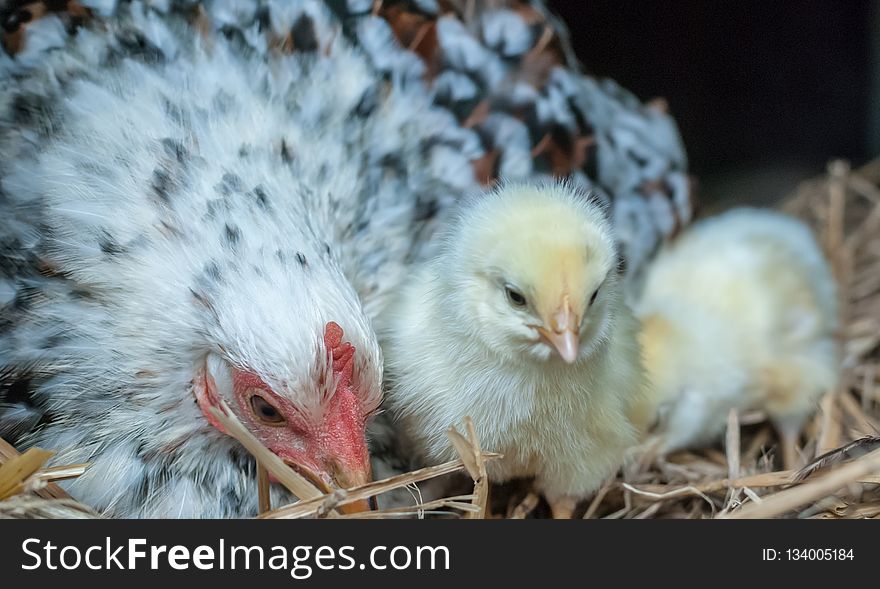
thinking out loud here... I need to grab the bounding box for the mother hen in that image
[0,0,690,517]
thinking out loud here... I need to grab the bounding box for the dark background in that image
[548,0,879,207]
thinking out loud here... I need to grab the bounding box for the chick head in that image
[442,182,619,364]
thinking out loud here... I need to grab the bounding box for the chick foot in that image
[548,496,578,519]
[777,424,802,471]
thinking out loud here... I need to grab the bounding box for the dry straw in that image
[2,157,879,519]
[584,156,880,520]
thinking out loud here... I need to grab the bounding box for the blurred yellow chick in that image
[380,182,649,518]
[635,208,839,468]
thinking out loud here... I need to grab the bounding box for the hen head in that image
[190,312,380,511]
[172,216,383,513]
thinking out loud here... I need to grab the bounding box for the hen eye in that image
[250,395,285,425]
[589,287,600,305]
[505,286,527,307]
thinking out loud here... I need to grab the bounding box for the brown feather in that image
[793,436,880,482]
[1,1,90,56]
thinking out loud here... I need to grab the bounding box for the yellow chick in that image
[380,182,648,518]
[636,208,839,468]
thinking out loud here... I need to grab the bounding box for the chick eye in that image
[505,286,527,308]
[589,287,600,305]
[250,395,285,425]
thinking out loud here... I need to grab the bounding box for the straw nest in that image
[2,157,879,519]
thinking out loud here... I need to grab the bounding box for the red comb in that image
[324,321,355,391]
[324,321,344,349]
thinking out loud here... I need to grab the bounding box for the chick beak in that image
[538,296,580,364]
[542,328,579,364]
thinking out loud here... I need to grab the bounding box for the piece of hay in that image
[721,449,880,519]
[0,438,94,518]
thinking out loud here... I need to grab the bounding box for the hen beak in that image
[284,460,374,515]
[537,296,580,364]
[331,463,374,514]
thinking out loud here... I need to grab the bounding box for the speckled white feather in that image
[0,2,485,516]
[1,0,693,516]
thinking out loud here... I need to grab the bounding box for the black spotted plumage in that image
[0,0,692,517]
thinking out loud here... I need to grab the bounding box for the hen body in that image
[0,1,690,516]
